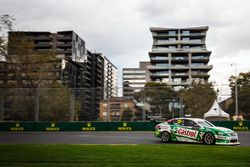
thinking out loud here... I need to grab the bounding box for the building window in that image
[182,30,190,35]
[182,46,190,49]
[103,112,107,116]
[169,38,176,41]
[169,31,176,35]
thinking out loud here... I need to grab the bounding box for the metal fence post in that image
[69,88,75,122]
[0,88,4,121]
[34,88,40,122]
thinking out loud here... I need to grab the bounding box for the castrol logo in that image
[176,128,198,139]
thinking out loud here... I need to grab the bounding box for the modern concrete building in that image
[103,56,118,99]
[0,31,117,121]
[148,26,212,89]
[123,61,150,99]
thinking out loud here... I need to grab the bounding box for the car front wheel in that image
[161,131,171,143]
[203,133,215,145]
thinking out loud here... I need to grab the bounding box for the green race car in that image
[155,118,240,145]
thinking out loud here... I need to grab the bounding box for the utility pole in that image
[235,78,239,120]
[142,88,146,121]
[231,63,239,120]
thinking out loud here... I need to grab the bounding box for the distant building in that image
[148,26,212,89]
[123,61,150,99]
[99,97,137,121]
[0,31,117,121]
[103,56,118,99]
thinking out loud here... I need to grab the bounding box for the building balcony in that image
[191,72,209,77]
[57,35,72,41]
[180,32,206,37]
[150,57,169,61]
[171,72,189,77]
[153,34,178,38]
[171,65,190,70]
[191,57,209,63]
[35,48,53,52]
[148,64,190,70]
[151,47,208,53]
[155,40,205,45]
[33,36,52,41]
[150,73,169,77]
[190,65,213,70]
[171,57,189,62]
[35,42,52,48]
[56,42,72,47]
[56,49,72,54]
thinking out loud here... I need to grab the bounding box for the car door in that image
[172,119,200,142]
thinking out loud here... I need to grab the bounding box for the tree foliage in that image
[182,82,216,118]
[0,15,81,121]
[134,82,177,119]
[0,14,15,60]
[121,107,133,121]
[228,72,250,119]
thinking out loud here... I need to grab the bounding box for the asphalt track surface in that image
[0,131,249,146]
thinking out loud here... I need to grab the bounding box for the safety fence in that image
[0,121,159,131]
[0,121,249,131]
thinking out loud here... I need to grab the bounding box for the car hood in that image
[209,126,234,133]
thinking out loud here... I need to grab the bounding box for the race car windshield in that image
[198,121,215,128]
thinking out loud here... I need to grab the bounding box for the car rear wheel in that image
[203,133,215,145]
[161,131,171,143]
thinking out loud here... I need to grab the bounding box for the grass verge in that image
[0,144,250,167]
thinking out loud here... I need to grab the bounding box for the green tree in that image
[182,82,216,118]
[39,87,81,121]
[0,15,81,121]
[0,14,15,60]
[228,72,250,119]
[121,107,133,121]
[0,14,15,121]
[134,82,177,119]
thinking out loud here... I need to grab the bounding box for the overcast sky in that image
[1,0,250,96]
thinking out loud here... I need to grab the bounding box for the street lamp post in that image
[235,77,239,120]
[231,63,239,120]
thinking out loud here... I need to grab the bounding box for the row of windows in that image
[157,38,202,42]
[156,30,204,36]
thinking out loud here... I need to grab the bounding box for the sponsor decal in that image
[118,122,132,131]
[46,123,60,131]
[199,132,204,139]
[176,136,200,143]
[175,127,198,139]
[82,122,96,131]
[10,122,24,131]
[233,121,249,130]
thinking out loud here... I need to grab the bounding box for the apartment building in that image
[99,97,137,121]
[123,61,150,99]
[0,31,117,121]
[103,56,118,99]
[148,26,212,89]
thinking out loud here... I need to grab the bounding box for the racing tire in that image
[161,131,171,143]
[203,132,216,145]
